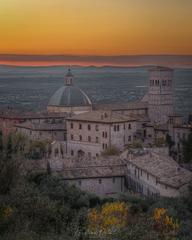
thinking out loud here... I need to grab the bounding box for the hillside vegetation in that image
[0,132,192,240]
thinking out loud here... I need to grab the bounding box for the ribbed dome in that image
[48,68,92,109]
[48,85,92,107]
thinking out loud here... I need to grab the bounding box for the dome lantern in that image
[47,68,92,114]
[65,67,73,86]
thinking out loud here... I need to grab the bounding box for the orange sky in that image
[0,0,192,55]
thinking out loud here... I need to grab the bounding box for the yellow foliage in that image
[2,207,13,219]
[88,202,129,235]
[153,208,180,232]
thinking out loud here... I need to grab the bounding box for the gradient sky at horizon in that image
[0,0,192,55]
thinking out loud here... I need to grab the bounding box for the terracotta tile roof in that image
[59,156,126,179]
[124,149,192,189]
[94,101,148,111]
[67,111,136,123]
[15,122,66,131]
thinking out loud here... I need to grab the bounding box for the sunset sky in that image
[0,0,192,59]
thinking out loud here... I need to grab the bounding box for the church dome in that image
[48,85,92,107]
[48,69,92,108]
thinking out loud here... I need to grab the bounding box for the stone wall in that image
[65,176,126,197]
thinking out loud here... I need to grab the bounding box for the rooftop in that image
[48,85,92,107]
[123,149,192,189]
[94,101,148,111]
[0,110,69,119]
[15,122,66,131]
[57,156,126,179]
[67,110,137,123]
[48,69,92,108]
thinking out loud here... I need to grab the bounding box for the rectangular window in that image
[70,123,73,129]
[88,136,91,142]
[79,124,82,130]
[88,124,91,130]
[99,179,102,184]
[64,133,66,141]
[113,177,116,183]
[71,150,74,156]
[71,134,73,140]
[95,125,99,131]
[96,137,99,143]
[128,124,131,129]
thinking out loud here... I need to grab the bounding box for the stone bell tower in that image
[148,66,174,124]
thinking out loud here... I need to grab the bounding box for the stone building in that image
[60,156,126,197]
[0,110,68,138]
[167,115,192,163]
[143,66,174,124]
[121,148,192,198]
[66,110,137,158]
[15,122,66,142]
[47,68,92,114]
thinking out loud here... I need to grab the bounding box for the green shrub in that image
[102,145,120,156]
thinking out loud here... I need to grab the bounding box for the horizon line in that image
[0,54,191,68]
[0,53,192,57]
